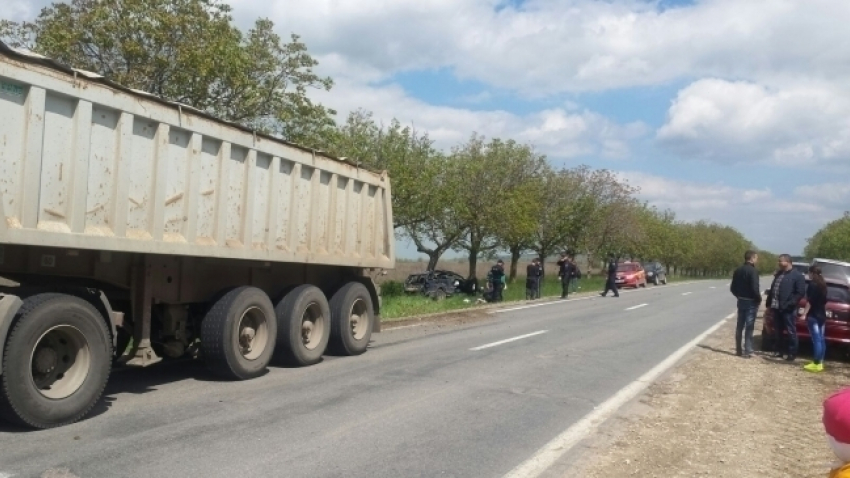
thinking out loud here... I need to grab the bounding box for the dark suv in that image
[403,270,478,300]
[644,262,667,286]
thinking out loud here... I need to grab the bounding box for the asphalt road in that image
[0,279,736,478]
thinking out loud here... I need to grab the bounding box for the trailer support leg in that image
[126,256,162,367]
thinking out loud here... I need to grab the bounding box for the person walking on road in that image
[557,253,576,299]
[804,265,829,372]
[730,250,761,358]
[600,256,620,297]
[526,258,541,300]
[490,260,506,302]
[766,254,806,361]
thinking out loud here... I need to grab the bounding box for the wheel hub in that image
[302,321,314,343]
[33,346,58,375]
[239,326,256,354]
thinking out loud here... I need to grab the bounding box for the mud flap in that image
[0,294,23,376]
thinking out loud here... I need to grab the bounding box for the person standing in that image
[534,258,544,299]
[490,260,506,302]
[804,265,829,372]
[600,256,620,297]
[766,254,807,361]
[526,259,541,300]
[557,253,575,299]
[569,257,581,293]
[730,250,761,358]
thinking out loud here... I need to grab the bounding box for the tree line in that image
[1,0,779,279]
[805,212,850,262]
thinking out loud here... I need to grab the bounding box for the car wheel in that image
[431,289,447,301]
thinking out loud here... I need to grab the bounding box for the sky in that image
[5,0,850,258]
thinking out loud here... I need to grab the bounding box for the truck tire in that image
[202,287,276,380]
[273,285,330,366]
[328,283,374,356]
[0,294,112,429]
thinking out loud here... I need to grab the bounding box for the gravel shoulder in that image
[572,311,850,478]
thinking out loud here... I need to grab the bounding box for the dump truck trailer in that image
[0,42,395,429]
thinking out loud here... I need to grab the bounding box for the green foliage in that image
[805,212,850,262]
[1,0,334,145]
[380,280,405,297]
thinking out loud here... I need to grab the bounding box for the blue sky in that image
[6,0,849,258]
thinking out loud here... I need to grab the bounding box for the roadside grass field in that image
[380,274,701,320]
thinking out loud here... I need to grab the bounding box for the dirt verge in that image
[573,313,850,478]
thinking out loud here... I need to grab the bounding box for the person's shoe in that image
[742,354,752,359]
[772,352,784,358]
[804,362,824,372]
[784,355,796,362]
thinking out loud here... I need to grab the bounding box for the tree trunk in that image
[426,254,440,271]
[509,245,522,282]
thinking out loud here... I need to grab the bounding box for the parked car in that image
[811,258,850,284]
[762,274,850,354]
[792,261,811,278]
[644,262,668,286]
[615,262,647,288]
[403,270,478,300]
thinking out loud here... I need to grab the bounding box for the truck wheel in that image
[328,283,374,356]
[202,287,276,380]
[273,285,330,366]
[0,294,112,429]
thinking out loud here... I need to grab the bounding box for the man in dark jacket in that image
[600,256,620,297]
[557,253,576,299]
[766,254,807,361]
[526,258,541,300]
[490,260,506,302]
[730,250,761,358]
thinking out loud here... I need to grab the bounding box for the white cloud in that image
[621,171,843,253]
[657,79,850,168]
[227,0,850,95]
[313,78,647,159]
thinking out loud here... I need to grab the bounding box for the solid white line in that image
[469,330,548,351]
[682,292,692,296]
[0,473,15,478]
[625,303,648,311]
[502,311,734,478]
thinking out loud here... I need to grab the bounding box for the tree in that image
[805,212,850,262]
[1,0,335,146]
[450,136,547,279]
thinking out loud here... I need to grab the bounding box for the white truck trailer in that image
[0,42,395,429]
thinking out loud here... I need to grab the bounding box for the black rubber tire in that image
[0,294,112,429]
[431,289,447,301]
[201,287,276,380]
[273,285,330,366]
[328,282,374,356]
[759,326,776,352]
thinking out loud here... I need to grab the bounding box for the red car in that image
[762,272,850,353]
[615,262,648,289]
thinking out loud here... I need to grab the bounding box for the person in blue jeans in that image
[730,250,761,358]
[804,265,829,372]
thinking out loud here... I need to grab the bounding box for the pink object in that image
[825,388,850,445]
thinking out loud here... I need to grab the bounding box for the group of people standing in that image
[518,254,583,301]
[730,251,829,371]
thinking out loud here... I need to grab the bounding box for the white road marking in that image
[469,330,548,351]
[710,286,717,289]
[682,292,692,296]
[493,280,706,314]
[502,311,735,478]
[625,303,648,311]
[0,473,15,478]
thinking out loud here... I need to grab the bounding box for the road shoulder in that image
[570,313,850,478]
